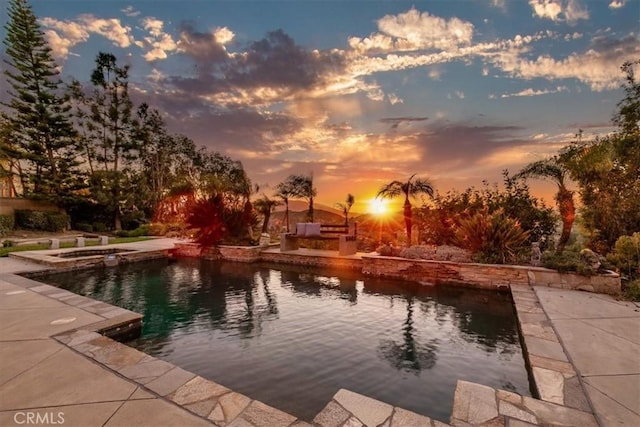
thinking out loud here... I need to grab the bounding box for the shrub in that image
[121,211,146,230]
[541,245,603,276]
[607,232,640,280]
[399,245,472,263]
[15,209,48,230]
[47,212,70,232]
[14,210,69,232]
[75,222,93,233]
[92,222,107,232]
[623,279,640,302]
[148,223,168,236]
[0,214,15,237]
[455,208,530,264]
[115,225,150,238]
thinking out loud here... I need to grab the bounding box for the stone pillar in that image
[99,236,109,245]
[280,233,299,251]
[339,235,357,256]
[49,238,60,249]
[75,237,85,247]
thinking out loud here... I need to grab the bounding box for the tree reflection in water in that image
[377,296,439,373]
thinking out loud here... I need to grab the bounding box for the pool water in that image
[40,258,531,422]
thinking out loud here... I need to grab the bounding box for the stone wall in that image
[217,245,262,262]
[260,251,363,270]
[0,197,62,216]
[529,268,620,294]
[172,243,621,294]
[360,255,620,294]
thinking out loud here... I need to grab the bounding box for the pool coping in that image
[3,256,601,427]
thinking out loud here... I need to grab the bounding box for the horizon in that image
[1,0,637,213]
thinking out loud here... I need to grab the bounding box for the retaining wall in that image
[0,197,62,216]
[172,243,621,295]
[359,255,620,294]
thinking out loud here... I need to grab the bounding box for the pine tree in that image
[2,0,79,201]
[69,52,135,230]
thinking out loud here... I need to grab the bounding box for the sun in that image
[369,198,388,216]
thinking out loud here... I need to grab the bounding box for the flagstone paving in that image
[1,240,639,426]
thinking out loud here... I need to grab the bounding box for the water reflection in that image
[377,296,438,373]
[38,258,530,423]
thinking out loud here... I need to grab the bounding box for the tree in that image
[558,61,640,253]
[336,193,355,227]
[274,181,293,232]
[69,52,135,230]
[377,174,434,246]
[254,195,280,234]
[132,103,193,217]
[0,117,21,197]
[613,60,640,136]
[513,158,575,253]
[277,173,316,222]
[414,173,556,250]
[2,0,79,201]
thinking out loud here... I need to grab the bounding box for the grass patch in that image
[0,236,153,257]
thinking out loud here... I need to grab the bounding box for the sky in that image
[2,0,638,213]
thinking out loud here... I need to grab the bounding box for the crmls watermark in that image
[13,411,65,425]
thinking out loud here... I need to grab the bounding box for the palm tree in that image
[514,158,575,253]
[254,195,280,234]
[377,174,434,246]
[336,193,355,227]
[275,182,293,232]
[278,173,316,223]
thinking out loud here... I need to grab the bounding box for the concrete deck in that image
[1,240,639,426]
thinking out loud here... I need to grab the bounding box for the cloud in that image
[78,14,136,48]
[349,8,474,53]
[528,0,589,24]
[491,0,507,10]
[41,14,137,59]
[609,0,625,8]
[168,27,346,106]
[141,17,177,61]
[121,6,140,17]
[39,18,89,58]
[500,85,569,98]
[488,33,640,90]
[379,117,429,129]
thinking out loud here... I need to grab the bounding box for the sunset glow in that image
[369,198,389,216]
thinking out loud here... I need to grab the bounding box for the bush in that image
[15,209,48,230]
[121,211,146,230]
[541,245,601,276]
[455,208,530,264]
[399,245,472,263]
[0,214,15,237]
[148,223,168,236]
[47,212,70,232]
[623,279,640,302]
[607,232,640,280]
[115,225,149,238]
[92,222,107,232]
[14,210,69,232]
[75,222,93,233]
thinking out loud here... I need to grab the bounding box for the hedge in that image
[14,210,70,232]
[0,214,15,237]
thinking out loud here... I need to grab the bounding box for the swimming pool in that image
[40,258,531,422]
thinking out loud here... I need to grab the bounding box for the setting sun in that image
[369,198,388,216]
